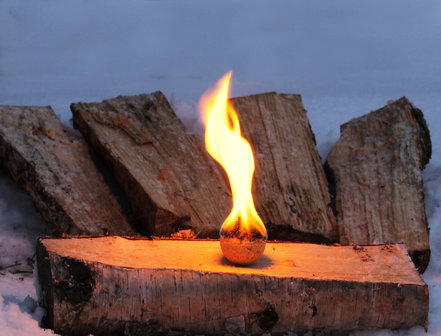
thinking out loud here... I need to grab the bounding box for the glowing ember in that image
[199,71,267,265]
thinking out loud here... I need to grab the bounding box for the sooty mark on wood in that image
[55,257,95,306]
[257,304,279,331]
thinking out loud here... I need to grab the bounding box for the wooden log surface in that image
[326,97,431,272]
[71,92,337,242]
[231,93,337,242]
[0,106,135,236]
[71,92,232,236]
[37,237,428,335]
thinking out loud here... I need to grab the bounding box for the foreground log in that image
[0,106,135,236]
[37,237,428,335]
[326,97,431,272]
[231,93,337,242]
[71,92,337,242]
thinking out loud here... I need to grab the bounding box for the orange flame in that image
[199,71,267,238]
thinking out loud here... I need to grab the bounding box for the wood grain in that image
[231,93,337,242]
[326,97,431,272]
[72,92,337,243]
[37,237,428,335]
[71,92,232,236]
[0,105,134,236]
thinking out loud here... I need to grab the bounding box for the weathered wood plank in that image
[0,105,135,236]
[71,92,337,242]
[326,97,431,272]
[231,93,337,242]
[37,237,428,335]
[71,92,232,236]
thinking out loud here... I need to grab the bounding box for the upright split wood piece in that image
[326,97,431,272]
[231,93,337,242]
[37,237,428,335]
[72,92,337,242]
[0,106,135,236]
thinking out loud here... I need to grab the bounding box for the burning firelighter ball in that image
[200,71,268,266]
[220,230,266,265]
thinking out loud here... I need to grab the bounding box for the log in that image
[0,105,135,236]
[231,93,337,242]
[326,97,431,272]
[71,92,232,236]
[71,92,337,242]
[37,237,428,335]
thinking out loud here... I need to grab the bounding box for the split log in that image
[326,97,431,272]
[71,92,337,242]
[37,237,428,335]
[0,105,135,236]
[71,92,232,236]
[231,93,337,242]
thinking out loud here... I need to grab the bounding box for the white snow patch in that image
[0,273,56,336]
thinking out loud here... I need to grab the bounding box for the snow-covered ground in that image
[1,0,440,335]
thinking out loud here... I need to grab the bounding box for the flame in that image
[199,71,267,238]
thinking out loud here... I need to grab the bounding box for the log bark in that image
[37,237,428,335]
[0,105,135,236]
[326,97,431,272]
[231,93,337,242]
[71,92,232,236]
[71,92,337,242]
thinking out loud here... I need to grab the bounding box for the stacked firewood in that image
[0,92,431,335]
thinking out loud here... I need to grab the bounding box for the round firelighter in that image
[220,235,266,265]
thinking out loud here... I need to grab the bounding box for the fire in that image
[199,71,267,264]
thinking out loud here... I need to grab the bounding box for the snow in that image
[1,0,440,334]
[0,272,55,336]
